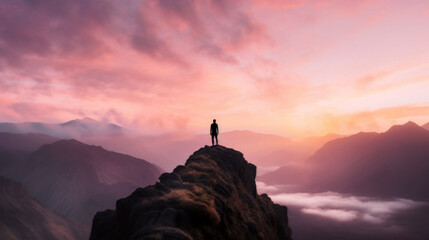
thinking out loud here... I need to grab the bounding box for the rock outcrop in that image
[90,145,292,240]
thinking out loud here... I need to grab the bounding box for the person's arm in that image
[216,125,219,135]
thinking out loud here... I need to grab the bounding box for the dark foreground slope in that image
[0,176,90,240]
[90,145,293,240]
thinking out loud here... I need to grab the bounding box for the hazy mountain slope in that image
[422,122,429,131]
[0,118,122,138]
[0,176,90,240]
[302,133,345,150]
[0,132,59,181]
[0,132,58,151]
[1,139,162,223]
[258,164,309,186]
[0,119,341,172]
[307,121,429,200]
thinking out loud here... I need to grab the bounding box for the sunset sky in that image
[1,0,429,138]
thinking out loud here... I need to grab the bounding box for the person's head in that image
[213,119,216,123]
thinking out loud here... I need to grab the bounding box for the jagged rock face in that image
[90,145,293,240]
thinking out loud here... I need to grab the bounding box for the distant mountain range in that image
[0,117,122,138]
[307,121,429,200]
[422,122,429,131]
[131,130,313,170]
[2,118,428,240]
[0,176,90,240]
[259,121,429,240]
[0,118,342,171]
[0,119,429,239]
[261,121,429,201]
[0,133,162,223]
[86,130,339,172]
[0,132,59,181]
[0,132,58,151]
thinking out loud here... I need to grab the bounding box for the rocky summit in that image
[90,145,293,240]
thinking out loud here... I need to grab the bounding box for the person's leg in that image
[215,134,218,145]
[211,134,214,145]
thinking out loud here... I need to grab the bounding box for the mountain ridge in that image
[306,121,429,200]
[0,118,340,171]
[0,136,162,223]
[422,122,429,131]
[0,118,123,138]
[0,132,58,151]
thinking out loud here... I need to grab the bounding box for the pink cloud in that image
[0,0,115,67]
[254,0,304,9]
[1,0,429,137]
[149,0,270,63]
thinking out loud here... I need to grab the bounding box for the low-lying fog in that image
[256,181,429,240]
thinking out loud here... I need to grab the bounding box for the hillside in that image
[307,121,429,200]
[0,176,90,240]
[0,137,162,223]
[0,132,58,151]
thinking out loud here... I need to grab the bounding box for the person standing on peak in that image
[210,119,219,146]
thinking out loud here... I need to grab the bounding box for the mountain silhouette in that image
[0,117,123,138]
[60,117,122,135]
[302,133,344,149]
[421,121,429,131]
[306,121,429,200]
[258,163,309,187]
[0,137,162,223]
[0,176,90,240]
[0,132,60,184]
[90,145,293,240]
[0,119,340,172]
[0,132,58,151]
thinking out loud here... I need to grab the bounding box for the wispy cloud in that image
[256,181,281,192]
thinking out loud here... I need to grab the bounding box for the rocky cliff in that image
[90,145,293,240]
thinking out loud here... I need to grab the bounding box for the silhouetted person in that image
[210,119,219,145]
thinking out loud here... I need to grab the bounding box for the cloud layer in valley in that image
[269,191,424,223]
